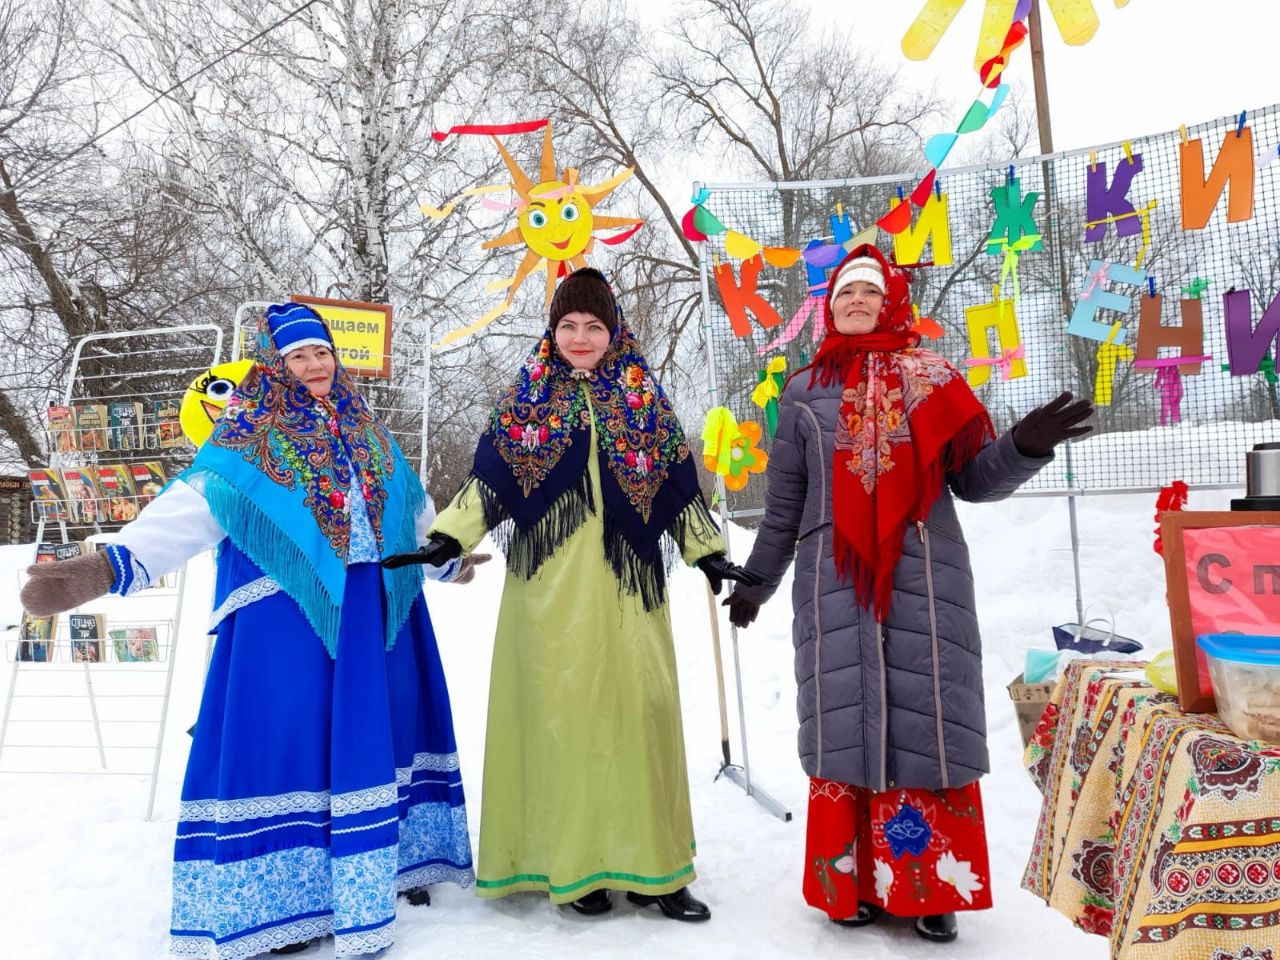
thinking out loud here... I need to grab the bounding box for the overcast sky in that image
[639,0,1280,165]
[855,0,1280,152]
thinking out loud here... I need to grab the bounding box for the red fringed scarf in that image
[802,245,995,620]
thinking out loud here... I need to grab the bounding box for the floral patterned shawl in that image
[802,244,994,620]
[467,316,711,610]
[186,312,424,656]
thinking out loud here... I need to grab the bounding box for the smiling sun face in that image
[519,188,594,261]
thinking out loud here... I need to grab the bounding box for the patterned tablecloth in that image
[1022,659,1280,960]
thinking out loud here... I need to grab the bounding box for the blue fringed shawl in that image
[185,315,424,656]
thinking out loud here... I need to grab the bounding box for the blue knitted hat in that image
[264,302,332,355]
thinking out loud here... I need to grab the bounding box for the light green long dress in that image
[432,390,724,903]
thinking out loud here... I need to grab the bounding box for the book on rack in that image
[35,541,90,563]
[107,401,145,452]
[128,461,167,506]
[16,612,57,662]
[47,404,77,454]
[151,398,184,448]
[96,464,139,522]
[68,613,105,663]
[74,403,110,453]
[60,465,105,525]
[110,625,158,663]
[28,468,70,523]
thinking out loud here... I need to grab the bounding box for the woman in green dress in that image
[385,268,756,921]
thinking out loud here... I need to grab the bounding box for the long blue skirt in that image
[169,560,473,959]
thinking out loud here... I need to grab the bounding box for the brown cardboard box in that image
[1007,672,1056,749]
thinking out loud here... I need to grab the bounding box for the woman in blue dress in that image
[22,303,476,959]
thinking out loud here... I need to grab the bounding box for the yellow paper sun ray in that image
[579,167,635,202]
[492,135,535,196]
[435,301,512,348]
[591,214,645,232]
[419,183,509,220]
[539,124,557,183]
[481,226,524,251]
[505,247,546,305]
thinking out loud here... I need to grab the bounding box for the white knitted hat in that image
[830,256,886,299]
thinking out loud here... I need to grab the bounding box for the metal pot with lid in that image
[1232,441,1280,510]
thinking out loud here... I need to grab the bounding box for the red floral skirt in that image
[803,777,993,920]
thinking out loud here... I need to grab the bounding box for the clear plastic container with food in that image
[1197,634,1280,743]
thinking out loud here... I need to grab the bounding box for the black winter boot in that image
[626,886,711,922]
[569,888,612,915]
[403,886,431,906]
[831,902,883,927]
[914,913,958,942]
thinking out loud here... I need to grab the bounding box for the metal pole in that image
[147,564,188,821]
[0,658,19,763]
[704,580,732,769]
[1029,0,1087,624]
[82,659,107,769]
[695,186,791,823]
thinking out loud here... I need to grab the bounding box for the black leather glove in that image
[722,591,760,629]
[695,553,762,595]
[381,533,463,569]
[1012,392,1094,458]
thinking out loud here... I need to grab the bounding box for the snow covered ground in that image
[0,485,1242,959]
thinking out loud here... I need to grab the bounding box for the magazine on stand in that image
[17,613,57,662]
[110,626,159,663]
[128,462,167,505]
[96,464,139,522]
[61,465,105,525]
[28,468,70,523]
[68,613,106,663]
[107,401,145,451]
[47,404,76,454]
[75,403,110,453]
[151,398,183,448]
[35,541,90,563]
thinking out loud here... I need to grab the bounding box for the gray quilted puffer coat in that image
[732,374,1050,792]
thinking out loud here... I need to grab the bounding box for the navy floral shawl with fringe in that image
[466,320,714,611]
[184,312,425,657]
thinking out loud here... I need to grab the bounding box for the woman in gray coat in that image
[724,244,1092,943]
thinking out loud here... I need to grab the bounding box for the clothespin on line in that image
[1236,110,1248,138]
[1089,151,1097,172]
[1122,141,1134,165]
[1179,124,1190,146]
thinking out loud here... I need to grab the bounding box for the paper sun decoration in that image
[425,121,643,348]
